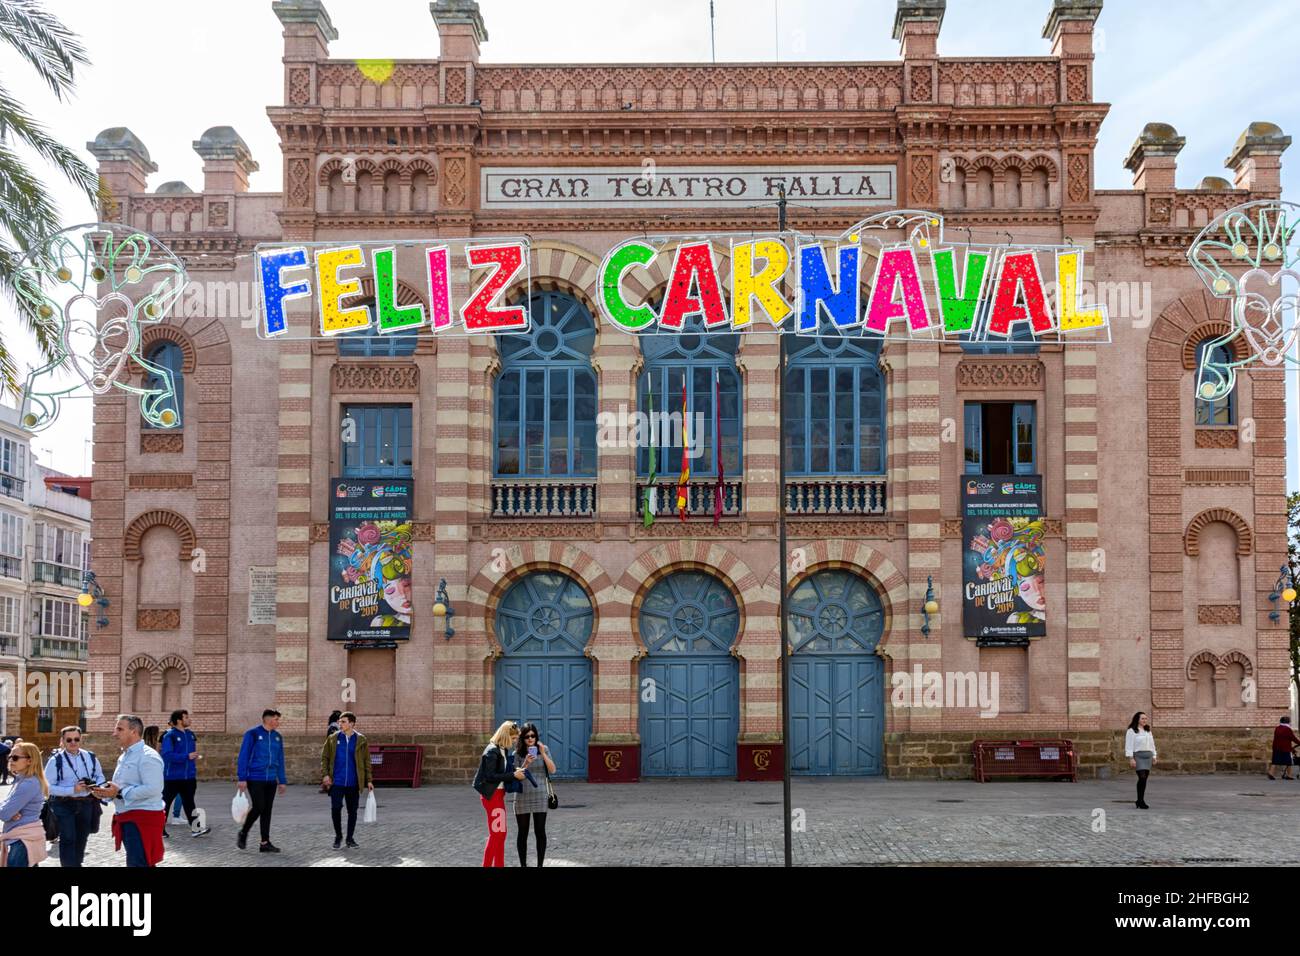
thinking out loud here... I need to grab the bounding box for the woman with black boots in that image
[1125,711,1157,809]
[512,722,556,867]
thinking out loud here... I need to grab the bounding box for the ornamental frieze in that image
[331,363,420,393]
[956,359,1044,390]
[137,608,181,631]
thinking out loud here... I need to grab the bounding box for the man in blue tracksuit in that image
[236,708,286,853]
[161,709,210,838]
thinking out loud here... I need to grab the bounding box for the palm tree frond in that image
[0,83,98,200]
[0,0,88,101]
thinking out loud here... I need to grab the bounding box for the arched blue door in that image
[638,571,739,776]
[493,571,592,778]
[788,570,885,775]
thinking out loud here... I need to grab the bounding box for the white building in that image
[0,403,91,741]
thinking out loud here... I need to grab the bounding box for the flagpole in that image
[776,186,793,869]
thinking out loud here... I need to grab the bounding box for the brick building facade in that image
[86,0,1291,781]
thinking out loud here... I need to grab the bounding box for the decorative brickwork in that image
[956,359,1043,389]
[140,432,183,453]
[137,608,181,630]
[1196,604,1241,625]
[1183,468,1251,485]
[332,363,419,392]
[1195,428,1238,448]
[127,473,194,490]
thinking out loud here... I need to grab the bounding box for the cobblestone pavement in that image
[5,775,1299,866]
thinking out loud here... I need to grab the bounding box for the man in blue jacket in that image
[236,708,286,853]
[161,709,210,838]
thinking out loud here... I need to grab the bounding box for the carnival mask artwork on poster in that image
[253,210,1113,344]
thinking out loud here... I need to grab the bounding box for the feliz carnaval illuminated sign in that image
[255,211,1112,342]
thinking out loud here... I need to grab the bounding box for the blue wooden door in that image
[493,571,593,778]
[787,570,885,775]
[638,571,740,777]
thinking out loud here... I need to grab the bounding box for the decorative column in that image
[271,0,335,735]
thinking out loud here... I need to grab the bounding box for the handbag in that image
[545,773,558,811]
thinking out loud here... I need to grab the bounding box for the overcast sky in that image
[2,0,1296,479]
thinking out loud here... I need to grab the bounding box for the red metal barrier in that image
[972,739,1076,782]
[369,744,424,787]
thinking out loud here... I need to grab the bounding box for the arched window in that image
[383,171,401,212]
[637,314,740,478]
[495,571,593,655]
[1004,167,1022,208]
[356,171,373,211]
[410,171,429,211]
[494,292,597,477]
[337,299,417,356]
[638,570,739,654]
[1194,340,1235,425]
[1030,167,1050,208]
[785,324,884,475]
[787,569,884,653]
[327,171,345,212]
[952,167,967,208]
[143,341,183,428]
[975,168,994,208]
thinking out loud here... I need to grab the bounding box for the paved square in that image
[5,775,1299,866]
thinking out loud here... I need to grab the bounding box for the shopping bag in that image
[363,790,377,824]
[231,789,250,825]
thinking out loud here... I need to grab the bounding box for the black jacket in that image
[472,744,519,799]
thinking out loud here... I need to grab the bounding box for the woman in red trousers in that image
[472,721,528,867]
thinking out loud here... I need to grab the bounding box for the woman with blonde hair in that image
[1,742,50,866]
[471,720,530,867]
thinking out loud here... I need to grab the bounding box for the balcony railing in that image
[0,474,23,500]
[0,554,21,580]
[31,637,87,661]
[786,477,888,516]
[0,635,19,656]
[636,479,743,519]
[34,562,83,587]
[491,480,597,518]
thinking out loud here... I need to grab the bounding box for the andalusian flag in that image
[642,377,656,528]
[676,379,690,521]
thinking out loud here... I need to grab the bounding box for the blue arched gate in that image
[788,570,885,775]
[493,571,592,778]
[638,571,739,777]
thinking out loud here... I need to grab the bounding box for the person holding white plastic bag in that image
[320,711,373,850]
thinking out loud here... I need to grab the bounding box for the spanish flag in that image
[642,377,656,528]
[676,379,689,521]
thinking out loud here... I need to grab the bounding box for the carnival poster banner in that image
[961,475,1046,646]
[328,478,413,644]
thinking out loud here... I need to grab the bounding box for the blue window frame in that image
[637,314,740,477]
[342,404,412,478]
[964,402,1036,475]
[142,341,183,428]
[494,292,597,477]
[958,321,1041,355]
[1194,340,1235,426]
[337,301,417,356]
[784,324,885,475]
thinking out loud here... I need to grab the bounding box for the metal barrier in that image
[972,739,1077,782]
[369,744,424,787]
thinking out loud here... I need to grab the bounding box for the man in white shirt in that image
[42,725,106,868]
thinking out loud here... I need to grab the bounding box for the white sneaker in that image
[191,825,211,837]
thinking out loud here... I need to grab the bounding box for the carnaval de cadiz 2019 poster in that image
[328,478,413,644]
[961,475,1046,646]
